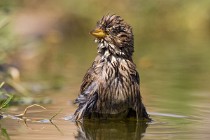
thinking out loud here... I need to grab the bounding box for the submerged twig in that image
[2,103,64,134]
[49,109,63,134]
[50,119,63,135]
[49,109,62,122]
[14,104,47,130]
[15,104,46,118]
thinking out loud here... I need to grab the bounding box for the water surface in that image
[1,37,210,140]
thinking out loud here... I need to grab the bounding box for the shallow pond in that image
[1,35,210,140]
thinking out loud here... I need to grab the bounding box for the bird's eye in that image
[112,29,118,34]
[105,28,114,35]
[106,27,122,35]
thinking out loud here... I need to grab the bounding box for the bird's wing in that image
[131,70,150,120]
[74,66,99,121]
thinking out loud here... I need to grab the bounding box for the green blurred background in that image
[1,0,210,113]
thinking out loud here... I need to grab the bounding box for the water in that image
[1,36,210,140]
[1,100,210,140]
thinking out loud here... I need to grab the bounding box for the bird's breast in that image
[93,56,137,114]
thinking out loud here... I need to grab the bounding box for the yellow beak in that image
[90,28,106,38]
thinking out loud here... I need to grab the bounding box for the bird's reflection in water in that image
[75,119,148,140]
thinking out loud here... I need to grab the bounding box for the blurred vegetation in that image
[0,128,10,140]
[0,1,15,63]
[0,82,13,111]
[0,82,12,140]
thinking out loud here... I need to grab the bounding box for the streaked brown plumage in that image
[74,14,150,121]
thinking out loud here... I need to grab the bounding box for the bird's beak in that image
[90,28,106,38]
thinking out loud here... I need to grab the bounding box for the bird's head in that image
[90,14,134,59]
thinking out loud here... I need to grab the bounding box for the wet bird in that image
[74,14,150,121]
